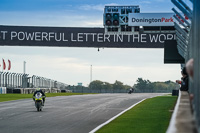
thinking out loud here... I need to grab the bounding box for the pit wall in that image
[167,91,198,133]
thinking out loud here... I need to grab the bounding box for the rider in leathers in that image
[33,88,46,106]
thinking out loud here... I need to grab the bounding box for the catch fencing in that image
[0,71,68,90]
[171,0,200,131]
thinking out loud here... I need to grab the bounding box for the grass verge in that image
[97,96,177,133]
[0,93,94,102]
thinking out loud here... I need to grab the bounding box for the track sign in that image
[128,13,174,26]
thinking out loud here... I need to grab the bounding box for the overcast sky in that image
[0,0,183,86]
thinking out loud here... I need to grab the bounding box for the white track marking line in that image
[89,98,147,133]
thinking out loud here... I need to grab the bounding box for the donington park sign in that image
[0,25,175,48]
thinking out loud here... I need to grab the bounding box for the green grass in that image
[0,93,95,102]
[97,96,177,133]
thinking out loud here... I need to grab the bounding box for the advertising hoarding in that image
[0,25,175,48]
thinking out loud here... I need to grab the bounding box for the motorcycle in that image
[128,89,134,94]
[128,90,132,94]
[34,92,44,112]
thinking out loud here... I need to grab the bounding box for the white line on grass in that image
[89,98,147,133]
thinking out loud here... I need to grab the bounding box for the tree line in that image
[89,80,131,91]
[88,78,179,93]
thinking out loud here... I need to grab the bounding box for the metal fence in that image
[171,0,200,130]
[0,71,68,89]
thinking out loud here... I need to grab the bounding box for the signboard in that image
[128,13,174,26]
[164,40,185,64]
[0,25,175,48]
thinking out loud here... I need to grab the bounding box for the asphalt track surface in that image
[0,93,164,133]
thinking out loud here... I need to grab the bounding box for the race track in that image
[0,93,164,133]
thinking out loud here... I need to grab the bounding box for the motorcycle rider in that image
[33,88,46,106]
[128,88,133,94]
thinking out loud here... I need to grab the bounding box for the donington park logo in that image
[132,17,174,24]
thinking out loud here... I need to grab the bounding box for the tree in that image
[134,78,179,92]
[124,85,132,90]
[102,82,113,90]
[113,80,125,90]
[89,80,103,92]
[135,78,153,92]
